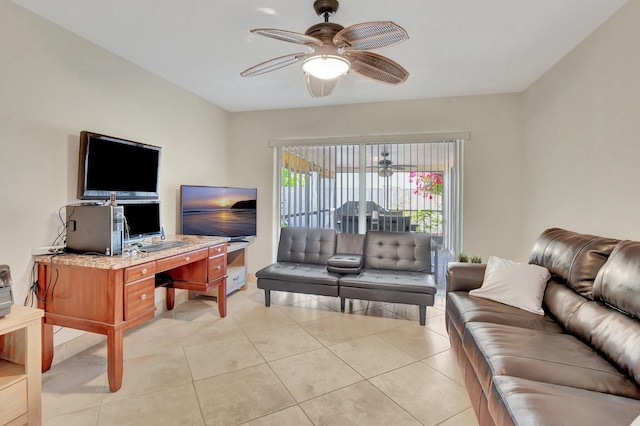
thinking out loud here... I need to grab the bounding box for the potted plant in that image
[456,254,482,263]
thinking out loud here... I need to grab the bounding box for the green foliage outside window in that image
[411,210,443,233]
[281,167,306,187]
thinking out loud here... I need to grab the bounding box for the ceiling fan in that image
[370,151,416,177]
[240,0,410,98]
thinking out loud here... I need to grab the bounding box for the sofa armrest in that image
[327,254,363,275]
[446,262,487,294]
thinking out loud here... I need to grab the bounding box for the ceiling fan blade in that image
[345,51,409,85]
[251,28,323,47]
[334,21,408,50]
[240,52,308,77]
[307,75,338,98]
[389,164,417,170]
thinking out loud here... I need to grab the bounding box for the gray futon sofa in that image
[255,226,437,324]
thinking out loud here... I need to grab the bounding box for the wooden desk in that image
[34,235,229,392]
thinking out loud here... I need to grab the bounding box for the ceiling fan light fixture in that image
[302,54,350,80]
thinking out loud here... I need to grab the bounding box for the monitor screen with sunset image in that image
[180,185,257,242]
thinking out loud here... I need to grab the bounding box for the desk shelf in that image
[0,359,25,388]
[226,242,249,294]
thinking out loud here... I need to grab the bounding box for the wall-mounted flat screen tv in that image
[180,185,257,242]
[77,131,161,200]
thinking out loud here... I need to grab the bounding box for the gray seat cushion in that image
[339,269,436,294]
[256,262,340,286]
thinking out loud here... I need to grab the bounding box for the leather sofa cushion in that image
[255,262,340,286]
[489,376,640,426]
[528,228,619,299]
[542,279,588,329]
[339,270,436,294]
[593,240,640,319]
[567,300,640,387]
[336,233,365,255]
[463,322,640,400]
[447,292,563,338]
[364,231,430,272]
[276,227,337,265]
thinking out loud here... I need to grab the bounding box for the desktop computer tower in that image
[66,204,124,256]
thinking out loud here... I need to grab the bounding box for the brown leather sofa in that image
[446,228,640,425]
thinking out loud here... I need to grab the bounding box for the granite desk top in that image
[33,235,229,270]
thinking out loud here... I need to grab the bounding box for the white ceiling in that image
[12,0,628,112]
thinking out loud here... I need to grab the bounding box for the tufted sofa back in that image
[364,231,430,272]
[276,227,337,265]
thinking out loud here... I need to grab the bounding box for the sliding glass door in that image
[276,140,463,284]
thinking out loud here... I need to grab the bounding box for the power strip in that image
[32,245,65,256]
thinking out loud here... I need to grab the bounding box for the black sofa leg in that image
[419,305,426,326]
[265,290,271,307]
[340,297,345,312]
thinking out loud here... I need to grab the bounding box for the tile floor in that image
[41,283,478,426]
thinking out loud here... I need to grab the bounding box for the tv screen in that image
[78,131,161,200]
[121,201,162,241]
[180,185,257,241]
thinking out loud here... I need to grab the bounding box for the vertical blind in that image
[277,141,462,258]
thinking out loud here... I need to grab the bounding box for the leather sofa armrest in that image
[327,254,363,275]
[446,262,487,294]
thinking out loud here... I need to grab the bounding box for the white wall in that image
[229,94,527,272]
[0,1,230,312]
[522,0,640,244]
[5,0,637,343]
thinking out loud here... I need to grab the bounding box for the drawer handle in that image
[217,247,222,253]
[233,276,239,281]
[140,293,147,300]
[142,268,148,275]
[185,256,190,262]
[216,266,222,271]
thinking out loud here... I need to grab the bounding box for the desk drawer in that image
[0,378,27,425]
[227,267,247,292]
[208,255,226,282]
[209,244,226,257]
[124,262,156,283]
[156,248,207,273]
[124,277,155,320]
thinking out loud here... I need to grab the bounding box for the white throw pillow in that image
[469,256,551,315]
